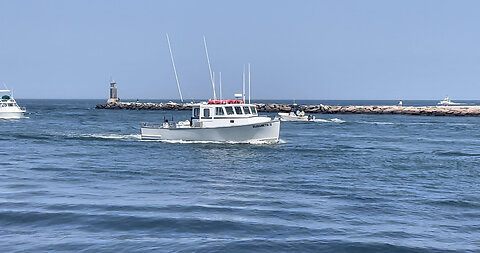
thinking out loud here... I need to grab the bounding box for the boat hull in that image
[0,111,25,119]
[141,119,280,143]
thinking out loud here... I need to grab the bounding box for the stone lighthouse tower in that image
[107,80,119,103]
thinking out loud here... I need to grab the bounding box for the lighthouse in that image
[107,80,119,103]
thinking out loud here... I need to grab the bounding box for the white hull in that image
[141,119,280,143]
[438,102,459,105]
[0,111,25,119]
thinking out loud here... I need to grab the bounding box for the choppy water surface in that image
[1,100,479,252]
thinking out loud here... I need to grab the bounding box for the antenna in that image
[166,34,184,102]
[242,65,246,103]
[219,72,223,100]
[248,63,251,104]
[203,36,216,100]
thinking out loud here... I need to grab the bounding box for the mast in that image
[242,65,246,103]
[166,34,183,102]
[203,36,216,100]
[248,63,251,104]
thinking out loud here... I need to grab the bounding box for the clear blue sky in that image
[1,0,479,100]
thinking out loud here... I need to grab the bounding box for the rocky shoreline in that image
[96,102,480,117]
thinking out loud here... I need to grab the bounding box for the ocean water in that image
[1,99,479,252]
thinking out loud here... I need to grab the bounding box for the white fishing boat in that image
[141,100,280,142]
[278,112,315,122]
[438,96,458,105]
[141,35,280,143]
[0,90,26,119]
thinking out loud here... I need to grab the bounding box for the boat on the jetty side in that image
[0,90,26,119]
[278,112,315,122]
[141,99,280,143]
[438,96,459,105]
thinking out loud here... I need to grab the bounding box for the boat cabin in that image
[192,103,258,119]
[189,100,259,128]
[0,93,19,108]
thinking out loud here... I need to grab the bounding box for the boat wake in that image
[0,115,29,120]
[312,118,345,123]
[88,134,142,140]
[360,121,394,125]
[66,133,142,140]
[142,138,285,145]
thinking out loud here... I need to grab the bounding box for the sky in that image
[0,0,479,100]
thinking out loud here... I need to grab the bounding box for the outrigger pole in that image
[219,72,223,100]
[248,63,251,104]
[242,65,246,103]
[203,36,217,100]
[166,34,184,103]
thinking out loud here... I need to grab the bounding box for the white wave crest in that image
[360,121,394,125]
[89,134,141,140]
[66,133,142,140]
[313,118,345,123]
[330,118,345,123]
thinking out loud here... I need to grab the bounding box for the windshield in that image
[225,106,234,115]
[250,106,257,114]
[243,106,251,114]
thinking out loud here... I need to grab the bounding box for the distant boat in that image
[438,96,459,105]
[278,112,315,122]
[0,90,26,119]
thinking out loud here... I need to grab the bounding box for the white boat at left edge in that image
[0,90,26,119]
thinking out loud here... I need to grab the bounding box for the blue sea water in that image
[1,99,480,252]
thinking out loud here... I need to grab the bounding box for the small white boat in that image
[0,90,26,119]
[141,100,280,143]
[438,96,458,105]
[278,112,315,122]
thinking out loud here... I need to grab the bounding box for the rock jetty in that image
[96,102,193,111]
[96,102,480,117]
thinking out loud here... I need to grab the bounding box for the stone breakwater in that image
[96,102,480,117]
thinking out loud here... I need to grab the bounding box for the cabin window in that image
[7,103,13,107]
[250,106,257,114]
[234,106,243,115]
[193,107,200,118]
[225,106,234,115]
[203,108,210,118]
[215,107,225,116]
[243,106,251,114]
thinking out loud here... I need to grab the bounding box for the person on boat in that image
[299,110,305,116]
[296,109,301,116]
